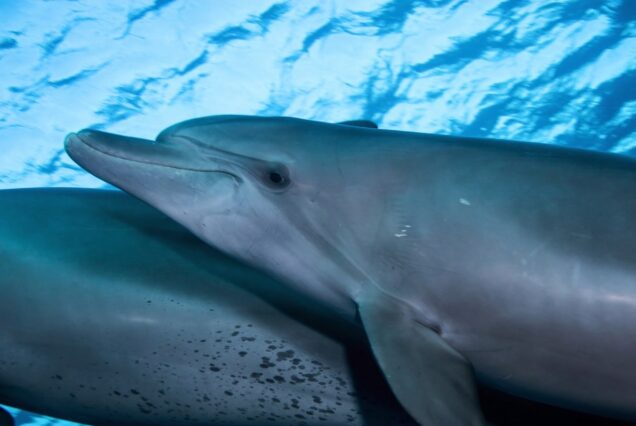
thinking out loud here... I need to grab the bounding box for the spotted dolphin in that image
[0,188,416,426]
[65,115,636,425]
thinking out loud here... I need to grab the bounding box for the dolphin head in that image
[66,116,384,320]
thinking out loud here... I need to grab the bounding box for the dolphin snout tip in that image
[64,132,83,153]
[64,130,97,152]
[64,130,100,163]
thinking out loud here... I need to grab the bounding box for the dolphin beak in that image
[67,130,155,156]
[64,129,241,212]
[65,130,196,170]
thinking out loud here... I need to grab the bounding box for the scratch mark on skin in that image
[394,224,411,238]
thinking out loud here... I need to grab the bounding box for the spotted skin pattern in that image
[0,188,414,426]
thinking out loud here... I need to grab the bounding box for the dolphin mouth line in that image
[69,133,241,181]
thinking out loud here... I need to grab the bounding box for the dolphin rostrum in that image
[65,115,636,425]
[0,188,416,426]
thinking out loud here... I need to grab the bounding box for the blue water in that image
[0,0,634,424]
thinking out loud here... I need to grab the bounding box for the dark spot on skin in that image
[303,373,319,382]
[130,389,140,395]
[276,350,294,361]
[137,404,151,414]
[238,351,247,357]
[290,375,305,384]
[224,390,233,396]
[260,357,275,368]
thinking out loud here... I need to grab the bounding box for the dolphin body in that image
[1,190,622,426]
[0,188,416,426]
[65,116,636,425]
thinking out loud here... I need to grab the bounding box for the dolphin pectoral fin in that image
[0,406,14,426]
[357,292,486,426]
[336,120,378,129]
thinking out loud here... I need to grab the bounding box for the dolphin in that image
[65,115,636,425]
[2,189,622,426]
[0,188,417,426]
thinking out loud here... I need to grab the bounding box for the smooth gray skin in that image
[65,116,636,422]
[0,188,416,426]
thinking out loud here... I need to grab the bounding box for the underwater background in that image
[0,0,634,424]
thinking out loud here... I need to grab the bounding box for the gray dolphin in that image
[0,188,416,426]
[65,115,636,425]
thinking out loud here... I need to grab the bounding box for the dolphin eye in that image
[264,166,290,189]
[269,171,284,184]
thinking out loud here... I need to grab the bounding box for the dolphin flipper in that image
[357,291,486,426]
[337,120,378,128]
[0,407,14,426]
